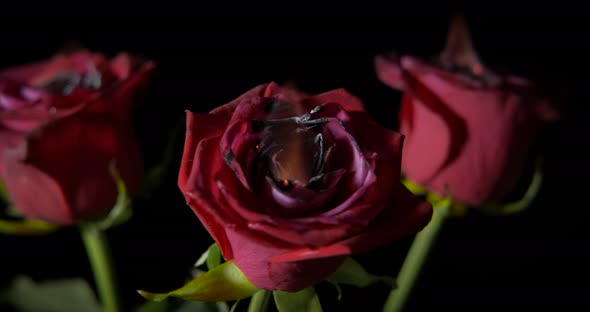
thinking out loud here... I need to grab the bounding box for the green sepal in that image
[138,260,258,302]
[425,192,453,209]
[401,177,428,196]
[0,218,58,236]
[478,156,544,215]
[327,257,394,290]
[0,275,101,312]
[273,287,322,312]
[247,290,271,312]
[92,162,132,230]
[0,177,8,203]
[195,243,222,271]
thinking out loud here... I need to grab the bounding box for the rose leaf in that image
[0,275,101,312]
[137,261,258,302]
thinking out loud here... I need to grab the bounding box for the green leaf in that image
[327,257,394,288]
[138,261,258,302]
[93,162,132,230]
[0,275,101,312]
[0,218,58,236]
[273,287,322,312]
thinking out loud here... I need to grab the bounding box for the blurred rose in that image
[178,82,432,291]
[0,50,155,224]
[375,17,558,206]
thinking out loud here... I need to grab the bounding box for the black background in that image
[1,6,589,311]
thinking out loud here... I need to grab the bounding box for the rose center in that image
[38,68,102,95]
[252,103,329,189]
[432,58,501,86]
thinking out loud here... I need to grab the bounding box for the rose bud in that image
[0,50,155,224]
[178,82,432,291]
[374,16,559,207]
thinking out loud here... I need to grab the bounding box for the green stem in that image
[80,223,120,312]
[383,204,450,312]
[247,290,271,312]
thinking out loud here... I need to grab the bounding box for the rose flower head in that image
[375,16,559,207]
[0,49,155,224]
[178,82,432,291]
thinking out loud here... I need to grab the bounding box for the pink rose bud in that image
[375,17,559,206]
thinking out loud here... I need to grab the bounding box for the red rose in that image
[0,50,155,224]
[375,17,558,206]
[178,82,432,291]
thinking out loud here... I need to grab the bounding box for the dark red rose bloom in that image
[0,50,155,224]
[178,82,432,291]
[374,17,558,206]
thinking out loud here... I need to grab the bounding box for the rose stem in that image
[247,290,272,312]
[383,203,450,312]
[80,223,120,312]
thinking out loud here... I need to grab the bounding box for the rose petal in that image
[304,88,366,113]
[226,225,345,291]
[2,150,74,223]
[337,184,433,254]
[184,136,242,259]
[178,111,230,192]
[10,104,143,224]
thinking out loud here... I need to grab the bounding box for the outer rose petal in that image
[184,136,240,261]
[271,184,432,263]
[209,83,271,118]
[82,60,155,117]
[304,88,366,112]
[226,224,345,291]
[4,105,143,224]
[178,111,230,193]
[375,53,407,90]
[2,148,73,223]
